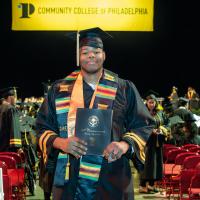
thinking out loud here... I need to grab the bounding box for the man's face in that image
[79,46,105,74]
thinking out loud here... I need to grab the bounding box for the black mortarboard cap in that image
[169,115,185,126]
[144,89,160,100]
[67,27,112,66]
[0,86,18,98]
[68,27,112,49]
[179,97,189,103]
[178,97,189,107]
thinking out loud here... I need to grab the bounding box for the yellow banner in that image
[12,0,154,31]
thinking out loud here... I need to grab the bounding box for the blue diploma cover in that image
[75,108,112,155]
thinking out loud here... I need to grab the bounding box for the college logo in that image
[88,115,99,128]
[18,3,35,18]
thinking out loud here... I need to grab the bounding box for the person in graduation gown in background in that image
[36,27,155,200]
[185,86,199,110]
[139,93,171,193]
[173,97,199,145]
[168,86,179,110]
[0,87,22,152]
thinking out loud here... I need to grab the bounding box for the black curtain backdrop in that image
[0,0,199,99]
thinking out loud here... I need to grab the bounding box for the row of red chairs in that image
[161,144,200,199]
[0,152,26,200]
[163,143,200,163]
[169,155,200,199]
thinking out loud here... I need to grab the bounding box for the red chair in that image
[164,148,187,164]
[197,150,200,154]
[0,160,12,200]
[183,155,200,170]
[163,144,178,162]
[0,152,25,183]
[170,155,200,199]
[189,146,200,152]
[177,169,196,199]
[0,155,25,199]
[171,152,197,174]
[188,162,200,199]
[182,144,199,150]
[0,152,23,168]
[0,152,25,185]
[162,148,187,196]
[163,148,188,175]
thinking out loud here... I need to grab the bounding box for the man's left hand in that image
[103,141,129,163]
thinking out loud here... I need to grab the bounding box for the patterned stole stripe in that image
[98,103,108,110]
[56,97,70,114]
[79,161,101,181]
[54,74,76,185]
[104,72,115,81]
[64,70,80,81]
[58,153,68,159]
[59,85,69,92]
[96,84,117,100]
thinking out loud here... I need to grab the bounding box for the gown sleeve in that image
[122,80,155,163]
[8,107,22,149]
[35,84,59,166]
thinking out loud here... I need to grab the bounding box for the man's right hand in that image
[53,137,87,159]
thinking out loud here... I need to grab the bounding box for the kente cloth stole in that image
[53,69,118,186]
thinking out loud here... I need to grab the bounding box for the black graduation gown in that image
[36,69,154,200]
[142,111,169,180]
[0,103,22,151]
[142,133,166,180]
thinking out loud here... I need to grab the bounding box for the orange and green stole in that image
[53,69,118,186]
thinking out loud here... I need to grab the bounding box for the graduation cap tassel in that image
[76,31,80,66]
[13,86,17,100]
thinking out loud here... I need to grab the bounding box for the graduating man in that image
[36,27,154,200]
[0,87,22,152]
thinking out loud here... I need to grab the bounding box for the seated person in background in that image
[167,115,185,146]
[182,113,200,145]
[172,97,199,145]
[174,97,195,122]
